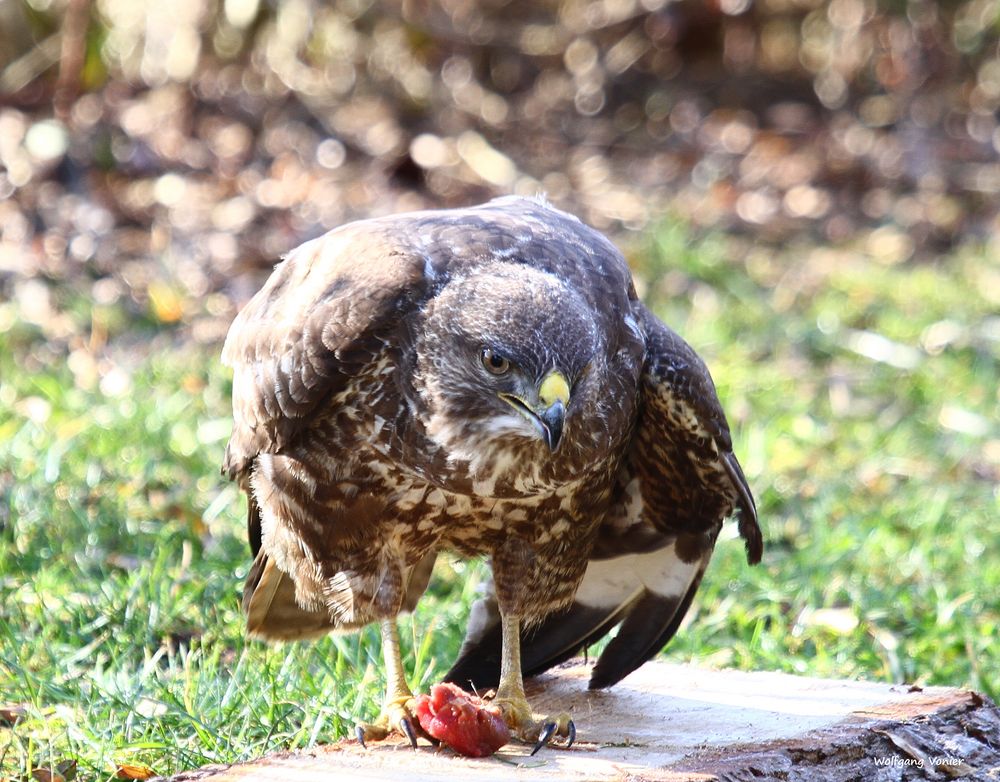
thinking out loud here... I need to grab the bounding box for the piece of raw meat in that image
[413,683,510,757]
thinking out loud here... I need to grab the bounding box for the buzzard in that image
[222,196,762,752]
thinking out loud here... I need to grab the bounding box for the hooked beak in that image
[537,399,565,451]
[500,370,570,452]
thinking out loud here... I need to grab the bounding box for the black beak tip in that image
[540,401,565,452]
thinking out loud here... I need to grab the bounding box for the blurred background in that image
[1,1,998,779]
[2,0,1000,337]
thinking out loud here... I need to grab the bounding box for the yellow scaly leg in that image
[356,619,422,748]
[490,612,576,755]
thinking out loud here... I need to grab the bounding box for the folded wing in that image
[445,303,761,690]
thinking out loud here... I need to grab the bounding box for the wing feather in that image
[580,306,762,686]
[723,450,763,564]
[221,229,427,480]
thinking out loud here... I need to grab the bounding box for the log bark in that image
[166,661,1000,781]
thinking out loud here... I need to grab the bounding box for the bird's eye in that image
[480,348,510,375]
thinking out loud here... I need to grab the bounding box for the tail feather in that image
[589,571,704,689]
[243,552,334,640]
[524,603,630,679]
[443,540,707,691]
[445,597,632,692]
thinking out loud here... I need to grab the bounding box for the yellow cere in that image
[538,371,570,407]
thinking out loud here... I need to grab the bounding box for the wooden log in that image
[167,661,999,781]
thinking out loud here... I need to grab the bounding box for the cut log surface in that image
[168,661,1000,781]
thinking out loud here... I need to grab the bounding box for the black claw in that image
[531,721,558,756]
[399,716,419,749]
[355,725,368,749]
[565,720,576,750]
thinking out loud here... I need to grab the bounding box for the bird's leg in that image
[491,612,532,730]
[356,618,425,748]
[490,611,575,754]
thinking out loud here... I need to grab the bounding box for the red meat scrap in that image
[413,682,510,757]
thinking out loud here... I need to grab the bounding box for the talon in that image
[565,719,576,750]
[399,716,418,749]
[531,720,558,756]
[356,724,368,749]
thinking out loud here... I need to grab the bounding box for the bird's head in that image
[415,264,601,465]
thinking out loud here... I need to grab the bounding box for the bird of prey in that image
[222,196,762,752]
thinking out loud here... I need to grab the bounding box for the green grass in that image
[2,226,998,780]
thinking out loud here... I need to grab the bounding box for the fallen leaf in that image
[115,763,157,780]
[0,703,28,726]
[30,759,77,782]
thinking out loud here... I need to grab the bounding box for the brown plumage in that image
[222,196,762,747]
